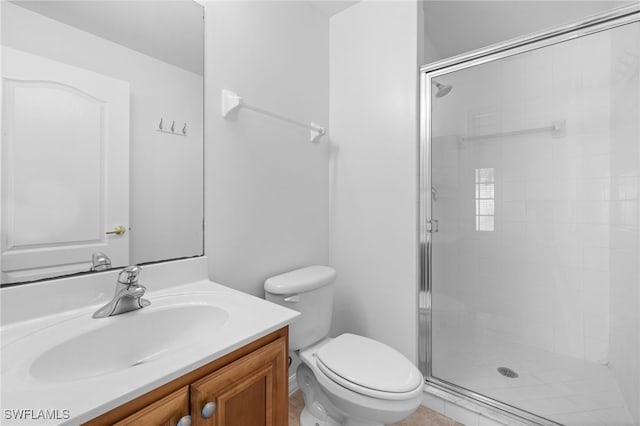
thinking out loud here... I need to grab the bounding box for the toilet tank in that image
[264,266,336,351]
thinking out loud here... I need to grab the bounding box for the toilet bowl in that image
[297,336,423,426]
[264,266,423,426]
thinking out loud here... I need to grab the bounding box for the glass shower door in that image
[426,16,640,426]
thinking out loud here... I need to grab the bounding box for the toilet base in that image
[300,406,341,426]
[300,407,384,426]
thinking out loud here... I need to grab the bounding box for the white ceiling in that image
[12,0,204,75]
[422,0,635,60]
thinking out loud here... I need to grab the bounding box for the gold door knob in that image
[106,225,126,235]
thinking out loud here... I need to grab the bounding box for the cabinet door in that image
[113,386,189,426]
[190,337,287,426]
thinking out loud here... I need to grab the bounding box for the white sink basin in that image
[30,304,228,382]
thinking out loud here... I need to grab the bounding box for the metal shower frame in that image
[418,3,640,425]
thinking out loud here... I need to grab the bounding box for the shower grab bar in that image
[461,120,566,142]
[221,89,326,143]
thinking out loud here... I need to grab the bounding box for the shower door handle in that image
[426,220,439,233]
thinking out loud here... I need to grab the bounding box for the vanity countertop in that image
[0,260,299,425]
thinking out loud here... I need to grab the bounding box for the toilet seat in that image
[314,334,423,400]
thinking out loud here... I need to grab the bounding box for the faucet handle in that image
[91,251,112,271]
[118,265,141,285]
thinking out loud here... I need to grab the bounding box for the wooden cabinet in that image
[85,327,288,426]
[113,387,189,426]
[191,338,287,426]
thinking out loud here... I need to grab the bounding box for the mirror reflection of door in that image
[1,47,130,283]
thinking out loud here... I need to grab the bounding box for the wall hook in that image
[156,118,187,137]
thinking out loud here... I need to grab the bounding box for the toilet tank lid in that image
[264,266,337,294]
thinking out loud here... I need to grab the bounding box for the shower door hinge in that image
[426,220,439,233]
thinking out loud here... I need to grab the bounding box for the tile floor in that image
[288,390,463,426]
[432,325,636,425]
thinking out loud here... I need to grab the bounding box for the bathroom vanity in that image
[0,258,299,426]
[86,327,288,425]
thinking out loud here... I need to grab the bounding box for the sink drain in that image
[497,367,518,378]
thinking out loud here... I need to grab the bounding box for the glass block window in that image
[475,168,495,232]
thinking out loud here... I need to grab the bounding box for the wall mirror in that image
[1,0,204,286]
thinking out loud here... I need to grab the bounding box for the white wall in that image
[329,0,419,362]
[1,2,204,266]
[609,20,640,424]
[204,1,330,297]
[419,1,441,65]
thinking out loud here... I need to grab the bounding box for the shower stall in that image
[420,5,640,425]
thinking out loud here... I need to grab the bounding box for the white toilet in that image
[264,265,423,426]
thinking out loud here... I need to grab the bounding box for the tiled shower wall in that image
[431,30,615,363]
[609,21,640,425]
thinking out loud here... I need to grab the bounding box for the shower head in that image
[432,80,453,98]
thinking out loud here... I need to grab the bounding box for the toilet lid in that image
[315,334,422,395]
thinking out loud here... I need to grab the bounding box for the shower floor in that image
[432,325,636,425]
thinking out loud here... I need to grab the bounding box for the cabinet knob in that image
[201,401,217,419]
[177,415,192,426]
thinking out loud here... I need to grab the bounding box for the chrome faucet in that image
[92,266,151,318]
[90,252,112,271]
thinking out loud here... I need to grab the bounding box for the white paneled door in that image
[1,47,130,283]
